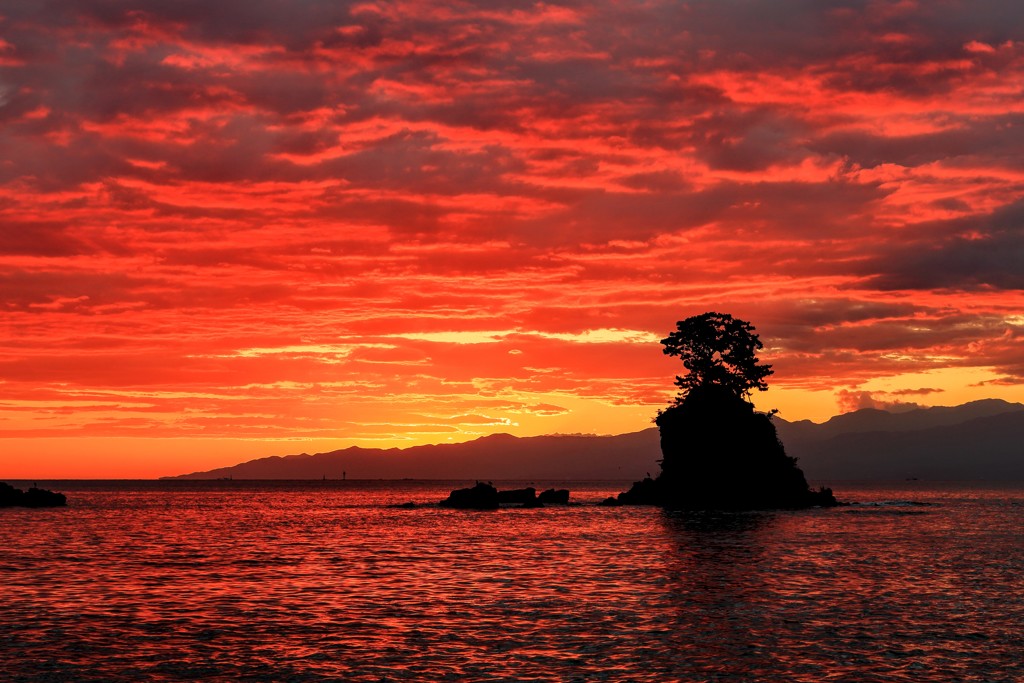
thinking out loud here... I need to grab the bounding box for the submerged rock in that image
[439,482,499,510]
[0,482,67,508]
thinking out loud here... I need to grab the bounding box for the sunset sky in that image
[2,0,1023,477]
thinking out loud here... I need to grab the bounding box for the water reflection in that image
[663,508,775,543]
[654,510,792,680]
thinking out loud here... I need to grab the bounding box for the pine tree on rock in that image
[661,312,773,403]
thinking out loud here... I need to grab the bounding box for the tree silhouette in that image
[661,312,773,402]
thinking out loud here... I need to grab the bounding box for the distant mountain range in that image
[777,399,1024,480]
[168,399,1024,481]
[169,430,662,481]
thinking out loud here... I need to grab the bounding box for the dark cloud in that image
[5,1,358,48]
[0,269,149,312]
[760,298,925,336]
[889,387,944,395]
[0,223,86,257]
[690,109,810,171]
[864,200,1024,290]
[812,114,1024,169]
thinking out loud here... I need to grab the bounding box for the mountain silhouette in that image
[167,400,1024,481]
[779,400,1024,480]
[167,430,661,481]
[778,398,1023,441]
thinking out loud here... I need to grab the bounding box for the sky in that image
[2,0,1023,477]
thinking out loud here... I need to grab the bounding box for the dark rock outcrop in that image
[439,483,574,509]
[497,487,537,504]
[617,386,837,510]
[439,482,500,510]
[0,482,67,508]
[616,476,660,506]
[537,488,570,505]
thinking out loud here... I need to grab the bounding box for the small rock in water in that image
[0,482,67,508]
[538,488,570,505]
[496,487,537,504]
[440,483,573,510]
[439,482,499,510]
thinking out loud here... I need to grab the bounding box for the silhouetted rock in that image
[597,496,622,506]
[393,501,417,509]
[616,476,660,506]
[0,482,67,508]
[25,487,66,508]
[806,487,838,507]
[537,488,570,505]
[497,487,537,504]
[439,484,575,509]
[619,386,837,510]
[439,482,499,510]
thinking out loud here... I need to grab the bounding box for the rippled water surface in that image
[3,480,1024,682]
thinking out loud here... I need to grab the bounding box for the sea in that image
[2,479,1022,682]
